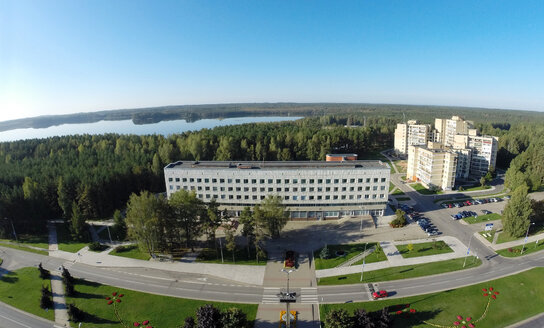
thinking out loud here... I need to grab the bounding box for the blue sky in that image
[1,0,543,121]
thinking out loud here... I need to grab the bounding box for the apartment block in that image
[164,159,390,219]
[406,143,457,191]
[453,134,498,177]
[434,116,474,146]
[394,120,432,155]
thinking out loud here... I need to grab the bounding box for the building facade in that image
[453,134,498,178]
[164,160,390,219]
[394,120,432,155]
[406,143,457,190]
[434,116,474,146]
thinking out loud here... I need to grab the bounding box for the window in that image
[333,195,338,200]
[190,178,195,182]
[318,187,323,192]
[237,195,242,199]
[190,186,195,190]
[293,179,298,184]
[169,185,173,190]
[228,187,233,191]
[183,186,188,190]
[326,187,330,192]
[168,178,173,182]
[381,178,386,182]
[380,186,385,190]
[260,179,265,184]
[365,186,370,191]
[293,196,298,200]
[243,179,248,184]
[220,187,225,191]
[244,187,249,192]
[334,179,339,184]
[350,179,355,183]
[358,178,363,183]
[357,195,362,199]
[244,195,249,200]
[252,195,257,200]
[341,195,346,199]
[380,194,385,198]
[374,178,378,183]
[220,179,225,183]
[309,179,315,184]
[285,187,290,192]
[183,178,187,182]
[373,186,378,191]
[260,187,265,192]
[206,194,211,199]
[284,179,290,183]
[325,195,330,200]
[260,196,265,200]
[251,179,256,184]
[318,179,323,184]
[309,195,314,200]
[228,179,232,183]
[365,195,369,199]
[236,187,241,191]
[236,179,241,183]
[317,195,322,200]
[301,187,306,192]
[301,195,306,200]
[213,186,217,191]
[342,179,347,183]
[212,178,217,183]
[268,187,273,192]
[276,179,281,184]
[197,186,202,191]
[197,178,202,183]
[301,179,306,184]
[252,187,257,192]
[309,187,314,192]
[341,187,346,191]
[372,194,377,199]
[205,186,210,191]
[366,178,370,183]
[284,196,290,200]
[334,187,338,192]
[268,179,273,184]
[213,194,218,199]
[349,195,354,199]
[350,187,354,191]
[326,179,331,184]
[204,178,209,183]
[293,187,298,192]
[276,187,282,192]
[221,195,226,199]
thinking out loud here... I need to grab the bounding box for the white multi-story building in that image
[453,134,499,177]
[406,143,457,190]
[434,116,474,146]
[394,120,432,155]
[164,160,390,219]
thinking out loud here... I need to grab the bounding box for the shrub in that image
[67,303,85,322]
[40,285,53,309]
[221,308,247,328]
[88,241,107,251]
[114,245,129,253]
[38,262,50,279]
[320,244,330,260]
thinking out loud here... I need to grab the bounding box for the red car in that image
[372,290,388,299]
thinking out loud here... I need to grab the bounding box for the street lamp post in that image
[280,268,296,328]
[360,243,368,282]
[521,222,535,255]
[463,234,474,268]
[4,218,17,242]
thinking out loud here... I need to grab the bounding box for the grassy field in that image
[396,241,454,258]
[496,225,544,244]
[351,246,388,265]
[0,267,55,321]
[110,245,151,261]
[479,230,496,243]
[0,233,49,249]
[55,223,90,253]
[318,256,481,285]
[392,188,405,196]
[66,278,258,328]
[497,240,544,257]
[392,160,407,173]
[196,247,268,265]
[314,243,383,270]
[395,197,411,201]
[0,241,48,255]
[463,213,501,224]
[461,185,492,192]
[320,268,544,328]
[411,183,443,195]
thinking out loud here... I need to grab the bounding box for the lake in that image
[0,116,302,142]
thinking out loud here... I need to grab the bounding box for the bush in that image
[114,245,130,252]
[40,285,53,309]
[320,244,330,260]
[389,216,407,228]
[38,262,50,279]
[88,241,107,251]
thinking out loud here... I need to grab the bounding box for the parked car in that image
[504,195,511,200]
[372,290,388,299]
[284,250,296,268]
[482,209,492,214]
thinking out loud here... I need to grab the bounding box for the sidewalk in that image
[47,223,70,327]
[316,236,468,278]
[475,230,544,251]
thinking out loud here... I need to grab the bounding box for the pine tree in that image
[40,285,53,309]
[38,262,50,279]
[320,244,330,259]
[502,184,533,238]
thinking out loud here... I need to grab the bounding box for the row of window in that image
[168,177,387,184]
[220,201,388,208]
[180,193,387,201]
[169,184,387,192]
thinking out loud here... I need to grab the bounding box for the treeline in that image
[0,116,393,236]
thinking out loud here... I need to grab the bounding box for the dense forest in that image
[1,105,544,237]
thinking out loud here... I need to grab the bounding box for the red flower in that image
[112,292,118,296]
[119,294,124,297]
[396,310,402,315]
[483,293,488,296]
[457,315,463,320]
[116,299,121,303]
[410,309,416,313]
[491,295,496,299]
[489,287,493,291]
[406,304,410,308]
[462,326,466,328]
[134,323,140,327]
[469,324,475,328]
[142,321,149,325]
[107,300,113,305]
[482,288,487,292]
[454,321,460,325]
[494,291,499,295]
[105,297,111,300]
[466,317,472,321]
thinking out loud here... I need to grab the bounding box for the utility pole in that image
[219,237,224,263]
[360,243,367,282]
[5,218,17,242]
[521,222,535,255]
[463,234,473,268]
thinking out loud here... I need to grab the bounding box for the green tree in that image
[125,191,163,256]
[151,153,162,177]
[320,244,330,259]
[168,190,204,251]
[202,199,224,246]
[77,185,96,221]
[324,308,352,328]
[480,176,487,187]
[407,243,414,253]
[253,195,288,239]
[112,209,127,240]
[221,308,247,328]
[225,227,236,263]
[239,206,255,259]
[502,184,533,238]
[70,202,87,241]
[57,176,76,219]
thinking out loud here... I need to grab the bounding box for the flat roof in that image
[165,160,389,170]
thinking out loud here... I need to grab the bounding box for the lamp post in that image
[4,218,17,242]
[280,268,296,328]
[521,222,535,255]
[360,243,368,282]
[463,234,473,268]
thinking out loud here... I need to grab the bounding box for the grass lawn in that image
[351,245,388,265]
[320,267,544,328]
[66,278,258,328]
[55,223,89,253]
[479,230,496,243]
[497,240,544,257]
[197,247,267,265]
[0,241,48,255]
[461,185,492,192]
[392,188,405,196]
[390,182,396,192]
[396,241,454,258]
[314,243,382,270]
[0,233,49,249]
[463,213,501,224]
[496,225,544,244]
[0,267,54,321]
[317,256,481,285]
[392,160,407,173]
[110,245,151,261]
[411,183,443,195]
[395,197,411,201]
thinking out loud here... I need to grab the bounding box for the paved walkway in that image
[475,230,544,251]
[47,223,70,327]
[316,236,468,278]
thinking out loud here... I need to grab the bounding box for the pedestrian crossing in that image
[261,287,319,304]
